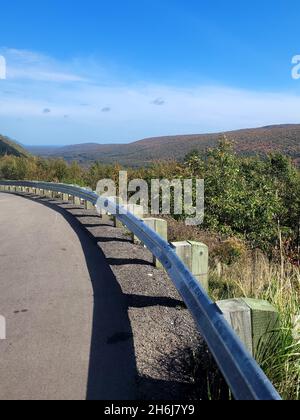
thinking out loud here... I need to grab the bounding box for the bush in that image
[212,237,247,265]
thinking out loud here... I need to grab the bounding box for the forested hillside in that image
[26,124,300,166]
[0,135,29,158]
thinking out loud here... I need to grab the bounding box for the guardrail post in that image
[217,298,279,357]
[115,204,144,229]
[188,241,209,291]
[62,193,69,202]
[72,196,81,206]
[108,197,123,227]
[135,218,168,268]
[171,241,209,290]
[84,200,94,210]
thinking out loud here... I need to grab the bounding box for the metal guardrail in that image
[0,180,282,401]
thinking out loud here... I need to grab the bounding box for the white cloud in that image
[1,48,87,83]
[0,48,300,144]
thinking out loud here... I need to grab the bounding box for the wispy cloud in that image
[0,48,300,145]
[1,48,88,83]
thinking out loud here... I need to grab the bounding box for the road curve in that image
[0,193,137,400]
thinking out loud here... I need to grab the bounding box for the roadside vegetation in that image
[1,138,299,399]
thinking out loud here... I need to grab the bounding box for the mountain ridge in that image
[25,123,300,166]
[0,135,29,158]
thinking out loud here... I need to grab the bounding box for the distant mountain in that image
[0,135,29,158]
[26,124,300,166]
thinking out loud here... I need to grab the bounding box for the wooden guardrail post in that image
[114,204,145,228]
[116,204,144,229]
[171,241,209,290]
[72,196,81,206]
[84,200,94,210]
[135,218,168,268]
[217,298,279,357]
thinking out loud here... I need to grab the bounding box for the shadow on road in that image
[8,193,198,400]
[14,194,138,400]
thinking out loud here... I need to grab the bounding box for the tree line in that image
[1,139,299,256]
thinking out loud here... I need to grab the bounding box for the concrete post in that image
[217,298,279,357]
[171,241,209,290]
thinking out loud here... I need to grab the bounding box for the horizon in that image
[21,122,300,148]
[1,1,300,145]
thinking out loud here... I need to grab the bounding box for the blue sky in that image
[0,0,300,145]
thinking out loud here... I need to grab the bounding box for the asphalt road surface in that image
[0,193,137,400]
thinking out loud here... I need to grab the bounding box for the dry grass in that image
[161,215,223,250]
[209,251,300,400]
[148,216,300,399]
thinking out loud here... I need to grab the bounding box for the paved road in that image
[0,193,137,400]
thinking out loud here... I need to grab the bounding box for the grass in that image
[209,251,300,400]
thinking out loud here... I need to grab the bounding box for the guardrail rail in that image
[0,180,282,401]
